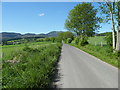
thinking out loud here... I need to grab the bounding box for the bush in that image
[67,38,72,43]
[75,37,80,45]
[113,51,120,57]
[79,39,89,46]
[74,36,89,46]
[45,38,50,41]
[50,37,55,42]
[55,37,62,43]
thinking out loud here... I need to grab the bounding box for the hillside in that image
[0,31,63,41]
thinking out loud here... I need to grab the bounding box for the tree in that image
[49,37,55,42]
[99,1,118,50]
[58,32,65,40]
[58,31,74,41]
[64,31,74,40]
[67,38,73,43]
[116,1,120,51]
[65,3,100,38]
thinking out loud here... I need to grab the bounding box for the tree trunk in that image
[116,1,120,51]
[111,12,116,50]
[116,26,120,51]
[107,2,116,50]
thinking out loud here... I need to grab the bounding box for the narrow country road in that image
[54,44,118,88]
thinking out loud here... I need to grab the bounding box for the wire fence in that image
[90,41,107,47]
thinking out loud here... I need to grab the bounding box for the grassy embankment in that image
[2,41,62,88]
[70,36,119,68]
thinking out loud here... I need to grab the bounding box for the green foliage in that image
[104,32,112,46]
[98,2,118,50]
[55,37,62,43]
[36,38,44,42]
[74,36,89,46]
[65,2,101,36]
[44,38,51,41]
[98,2,118,23]
[58,31,74,41]
[113,51,120,57]
[78,36,89,46]
[2,43,62,88]
[50,37,55,42]
[67,38,73,43]
[79,39,89,46]
[74,37,80,45]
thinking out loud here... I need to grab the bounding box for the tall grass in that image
[2,43,62,88]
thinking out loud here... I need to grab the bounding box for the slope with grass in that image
[69,36,118,67]
[88,36,107,45]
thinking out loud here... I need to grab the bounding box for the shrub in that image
[55,37,62,43]
[44,38,52,41]
[50,37,55,42]
[75,37,80,45]
[67,38,72,43]
[113,51,120,57]
[79,39,89,46]
[78,36,89,46]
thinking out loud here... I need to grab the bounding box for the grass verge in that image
[69,43,118,68]
[2,43,62,88]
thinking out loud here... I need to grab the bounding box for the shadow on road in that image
[49,47,63,89]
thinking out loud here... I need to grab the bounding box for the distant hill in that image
[96,32,112,36]
[46,31,61,37]
[0,31,63,41]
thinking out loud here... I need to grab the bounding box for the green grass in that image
[69,36,118,68]
[70,43,118,67]
[2,41,54,61]
[88,36,107,45]
[2,42,62,88]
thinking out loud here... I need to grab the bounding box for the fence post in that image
[101,42,103,47]
[95,42,96,46]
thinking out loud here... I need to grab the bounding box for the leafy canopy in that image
[65,2,101,36]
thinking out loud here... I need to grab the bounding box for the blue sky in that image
[2,2,112,34]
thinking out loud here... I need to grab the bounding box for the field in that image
[70,36,119,67]
[2,42,53,61]
[2,41,62,88]
[88,36,107,46]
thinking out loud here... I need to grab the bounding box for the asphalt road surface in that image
[54,44,118,88]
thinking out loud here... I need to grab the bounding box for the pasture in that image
[88,36,107,46]
[2,41,53,61]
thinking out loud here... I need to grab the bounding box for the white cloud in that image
[38,13,45,16]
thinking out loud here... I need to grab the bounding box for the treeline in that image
[2,37,61,46]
